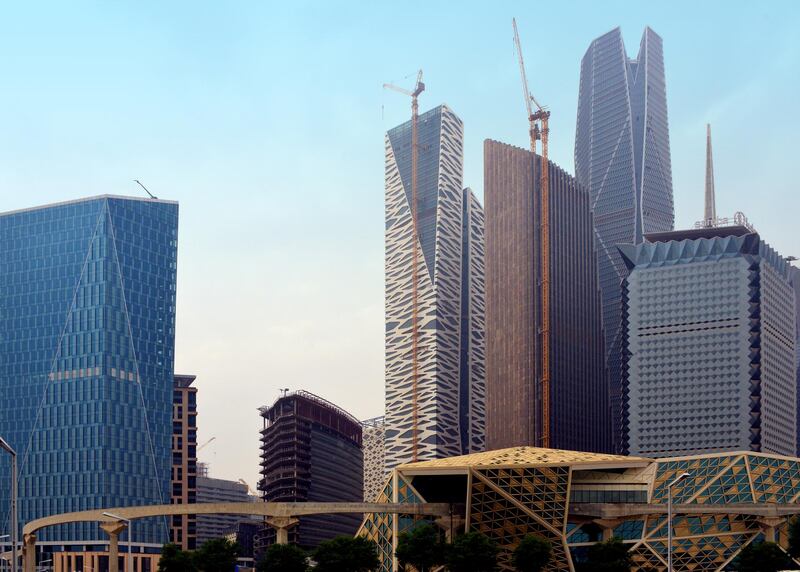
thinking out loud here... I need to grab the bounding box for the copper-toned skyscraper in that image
[484,140,610,452]
[171,374,198,550]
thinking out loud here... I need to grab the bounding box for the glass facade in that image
[575,27,674,453]
[0,195,178,545]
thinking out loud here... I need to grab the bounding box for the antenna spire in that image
[704,124,716,227]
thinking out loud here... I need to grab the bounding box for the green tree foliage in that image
[312,536,380,572]
[735,541,793,572]
[395,523,445,572]
[789,516,800,559]
[158,543,196,572]
[194,538,239,572]
[445,531,499,572]
[512,535,552,572]
[578,537,632,572]
[257,543,308,572]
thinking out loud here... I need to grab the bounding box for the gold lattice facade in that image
[357,446,800,572]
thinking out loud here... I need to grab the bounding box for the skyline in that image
[1,1,799,489]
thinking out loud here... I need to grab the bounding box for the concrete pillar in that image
[758,517,784,544]
[264,517,299,544]
[23,533,36,572]
[101,522,128,572]
[593,519,622,542]
[435,515,466,542]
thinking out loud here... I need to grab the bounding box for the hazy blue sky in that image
[1,1,798,487]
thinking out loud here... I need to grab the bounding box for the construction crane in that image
[197,437,216,452]
[513,18,552,448]
[133,179,157,199]
[237,479,258,496]
[383,70,425,461]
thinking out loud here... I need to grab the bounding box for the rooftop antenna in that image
[704,124,716,227]
[134,179,158,200]
[280,388,290,398]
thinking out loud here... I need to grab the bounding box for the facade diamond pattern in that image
[621,231,797,457]
[360,447,800,571]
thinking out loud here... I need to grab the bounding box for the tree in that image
[735,541,793,572]
[512,535,552,572]
[395,524,445,572]
[789,516,800,559]
[445,532,499,572]
[312,536,380,572]
[158,543,196,572]
[578,537,632,572]
[193,538,239,572]
[257,543,308,572]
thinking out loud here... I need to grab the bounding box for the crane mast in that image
[384,70,425,461]
[513,18,552,448]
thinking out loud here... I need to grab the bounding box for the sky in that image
[1,1,798,489]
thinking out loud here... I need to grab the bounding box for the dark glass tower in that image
[484,140,610,453]
[0,195,177,547]
[575,27,674,452]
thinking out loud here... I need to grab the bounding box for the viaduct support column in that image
[22,533,36,572]
[757,517,784,544]
[593,519,623,542]
[101,522,128,572]
[265,517,299,545]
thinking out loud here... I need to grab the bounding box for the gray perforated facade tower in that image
[575,27,674,453]
[384,105,486,469]
[620,227,798,457]
[484,140,610,453]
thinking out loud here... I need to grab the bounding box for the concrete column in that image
[593,519,622,542]
[264,517,299,544]
[758,517,784,544]
[22,533,36,572]
[100,522,128,572]
[435,515,466,542]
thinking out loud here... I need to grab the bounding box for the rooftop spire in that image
[704,123,716,227]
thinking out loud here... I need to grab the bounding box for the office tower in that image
[257,391,363,551]
[621,221,798,457]
[384,104,486,469]
[0,196,177,556]
[575,27,674,452]
[791,266,800,456]
[195,476,250,546]
[460,188,486,454]
[361,416,386,502]
[171,374,198,550]
[484,140,609,453]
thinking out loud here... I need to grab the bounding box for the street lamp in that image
[0,438,17,572]
[102,512,131,572]
[667,472,691,571]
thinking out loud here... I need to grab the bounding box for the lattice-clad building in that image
[620,225,797,457]
[575,27,675,453]
[358,447,800,572]
[362,416,387,502]
[384,105,485,469]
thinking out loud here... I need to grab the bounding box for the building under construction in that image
[484,140,610,453]
[256,391,363,552]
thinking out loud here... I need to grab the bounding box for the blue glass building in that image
[575,27,675,453]
[0,195,178,551]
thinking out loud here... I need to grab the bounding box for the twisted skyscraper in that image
[575,27,674,452]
